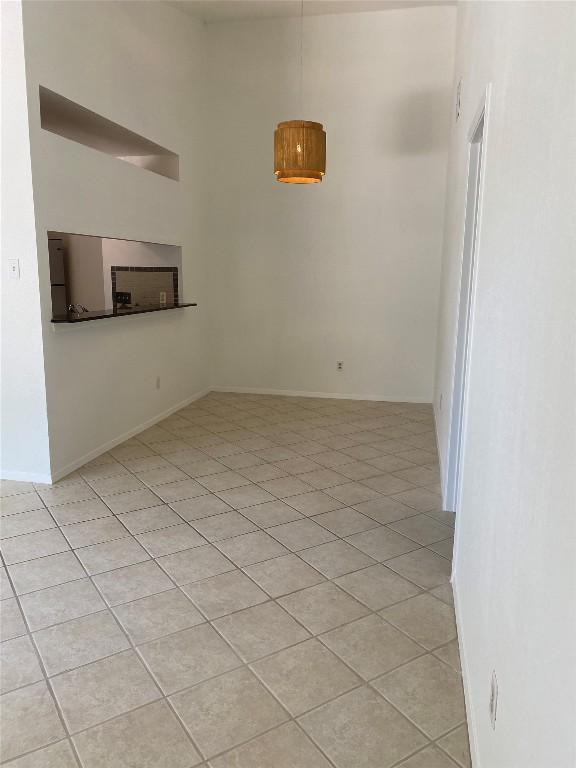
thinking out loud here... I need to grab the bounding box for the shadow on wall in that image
[381,88,452,155]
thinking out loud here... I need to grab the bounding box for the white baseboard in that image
[452,572,481,768]
[211,385,432,404]
[433,400,448,509]
[49,388,210,483]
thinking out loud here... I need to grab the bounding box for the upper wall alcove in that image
[39,86,180,180]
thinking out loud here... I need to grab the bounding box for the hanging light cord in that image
[299,0,304,117]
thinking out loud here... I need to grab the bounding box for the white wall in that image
[206,6,455,401]
[0,1,52,483]
[20,0,209,479]
[434,3,576,766]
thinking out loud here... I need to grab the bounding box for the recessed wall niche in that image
[39,86,179,180]
[48,232,183,320]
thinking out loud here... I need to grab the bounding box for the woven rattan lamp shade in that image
[274,120,326,184]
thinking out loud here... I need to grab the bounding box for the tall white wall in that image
[20,1,209,479]
[434,3,576,766]
[0,1,51,482]
[206,6,456,401]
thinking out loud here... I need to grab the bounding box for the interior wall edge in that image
[451,572,482,768]
[47,386,211,484]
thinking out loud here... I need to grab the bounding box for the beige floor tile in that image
[89,473,146,496]
[254,447,300,462]
[219,452,266,470]
[60,516,129,548]
[51,650,159,733]
[183,569,267,618]
[209,721,332,768]
[428,537,454,559]
[396,745,460,768]
[0,635,44,693]
[92,560,174,606]
[136,465,190,487]
[312,451,355,469]
[179,458,228,477]
[299,540,376,578]
[73,699,201,768]
[0,480,36,498]
[238,463,290,482]
[113,588,204,643]
[215,530,289,566]
[373,654,465,738]
[137,523,206,557]
[75,536,150,575]
[389,514,453,545]
[437,724,471,767]
[334,564,421,610]
[360,474,415,496]
[299,686,427,768]
[216,484,276,510]
[352,497,418,524]
[154,478,210,503]
[390,488,442,513]
[0,681,65,762]
[171,666,288,758]
[244,554,324,597]
[198,471,252,493]
[267,519,337,552]
[213,601,310,661]
[385,549,452,589]
[273,457,323,475]
[48,498,112,526]
[283,490,344,517]
[170,494,232,521]
[365,454,416,473]
[430,583,455,606]
[20,578,105,631]
[8,551,85,595]
[103,488,163,515]
[1,528,70,565]
[138,623,240,693]
[0,509,55,539]
[120,455,173,473]
[117,504,182,534]
[1,600,26,641]
[191,510,257,541]
[34,610,129,676]
[0,567,14,600]
[241,499,303,527]
[278,582,369,635]
[37,483,97,507]
[434,640,462,672]
[297,468,349,489]
[311,507,379,537]
[324,482,382,506]
[335,461,383,481]
[258,476,316,499]
[393,466,439,487]
[321,614,423,680]
[252,637,360,715]
[1,492,45,517]
[157,544,235,584]
[346,527,419,562]
[5,740,78,768]
[427,509,456,527]
[381,593,457,650]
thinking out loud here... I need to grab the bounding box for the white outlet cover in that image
[489,669,498,729]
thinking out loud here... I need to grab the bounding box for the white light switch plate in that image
[8,259,20,280]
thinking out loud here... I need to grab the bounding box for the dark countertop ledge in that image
[52,302,197,324]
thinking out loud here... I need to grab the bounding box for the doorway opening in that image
[445,95,488,513]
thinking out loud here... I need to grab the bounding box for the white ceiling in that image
[172,0,454,23]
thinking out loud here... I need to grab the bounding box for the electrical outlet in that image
[337,361,344,371]
[8,259,20,280]
[159,291,167,307]
[156,377,161,390]
[489,670,498,730]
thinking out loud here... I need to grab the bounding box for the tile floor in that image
[0,392,470,767]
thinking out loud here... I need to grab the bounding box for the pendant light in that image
[274,0,326,184]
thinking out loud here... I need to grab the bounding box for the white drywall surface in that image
[434,3,576,766]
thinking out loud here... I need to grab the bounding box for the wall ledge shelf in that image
[51,302,197,324]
